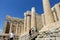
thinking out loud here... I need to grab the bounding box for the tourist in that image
[29,29,31,37]
[2,36,6,40]
[10,31,14,40]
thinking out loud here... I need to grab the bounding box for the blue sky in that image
[0,0,60,33]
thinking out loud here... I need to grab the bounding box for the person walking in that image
[10,31,14,40]
[29,29,31,37]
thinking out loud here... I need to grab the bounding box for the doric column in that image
[26,11,31,32]
[31,7,36,28]
[15,23,18,34]
[9,21,12,33]
[42,14,46,26]
[42,0,54,25]
[18,24,20,35]
[24,12,27,33]
[3,20,7,34]
[52,8,57,22]
[55,4,60,20]
[53,11,57,22]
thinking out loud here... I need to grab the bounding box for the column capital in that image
[24,12,27,16]
[6,15,12,21]
[26,11,31,16]
[24,11,31,16]
[31,7,35,12]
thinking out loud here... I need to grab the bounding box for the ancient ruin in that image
[1,0,60,40]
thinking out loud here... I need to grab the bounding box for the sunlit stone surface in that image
[1,0,60,40]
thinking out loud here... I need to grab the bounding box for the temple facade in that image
[3,7,43,35]
[2,0,60,40]
[3,16,24,35]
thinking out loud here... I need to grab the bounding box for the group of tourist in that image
[2,27,37,40]
[2,31,14,40]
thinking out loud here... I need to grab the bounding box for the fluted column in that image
[55,4,60,20]
[31,7,36,29]
[9,21,12,33]
[43,0,54,25]
[24,12,27,33]
[26,11,31,32]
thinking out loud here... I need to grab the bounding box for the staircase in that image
[19,32,38,40]
[36,21,60,40]
[36,29,60,40]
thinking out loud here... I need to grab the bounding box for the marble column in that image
[42,0,54,25]
[55,4,60,20]
[24,12,27,33]
[31,7,36,28]
[15,22,18,34]
[18,24,20,35]
[52,9,57,22]
[42,14,46,26]
[26,11,31,32]
[3,20,7,34]
[9,21,12,33]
